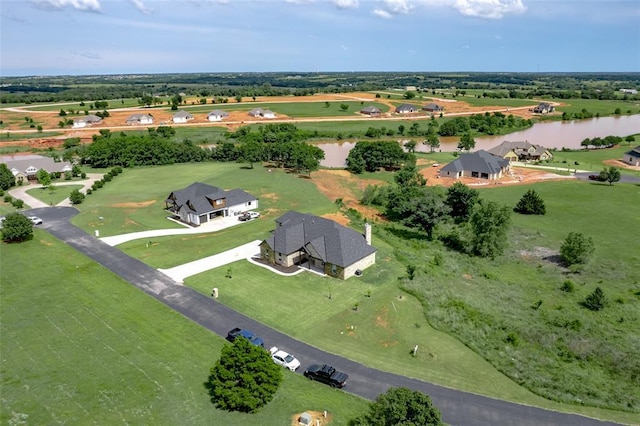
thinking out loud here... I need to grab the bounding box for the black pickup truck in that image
[303,364,348,388]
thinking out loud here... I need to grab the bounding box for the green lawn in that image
[547,143,640,175]
[457,96,539,108]
[0,232,369,425]
[182,101,390,118]
[26,184,83,206]
[554,99,640,117]
[15,98,143,111]
[0,131,63,141]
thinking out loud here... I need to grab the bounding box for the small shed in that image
[298,412,312,426]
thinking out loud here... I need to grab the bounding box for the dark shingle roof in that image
[360,106,381,114]
[625,146,640,158]
[441,150,509,175]
[395,104,418,113]
[167,182,256,215]
[264,211,376,268]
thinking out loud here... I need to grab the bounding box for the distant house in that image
[422,103,443,113]
[440,150,510,180]
[165,182,258,226]
[248,108,276,118]
[126,114,153,125]
[487,141,553,162]
[360,106,381,115]
[622,146,640,167]
[72,114,102,129]
[259,211,377,280]
[207,110,229,122]
[1,154,73,182]
[620,89,638,95]
[395,104,419,114]
[532,102,554,114]
[172,110,194,124]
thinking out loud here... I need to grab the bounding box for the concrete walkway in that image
[99,215,243,246]
[159,239,261,283]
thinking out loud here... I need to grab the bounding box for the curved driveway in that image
[31,206,621,426]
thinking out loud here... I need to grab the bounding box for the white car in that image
[248,211,260,219]
[269,347,300,371]
[28,216,43,225]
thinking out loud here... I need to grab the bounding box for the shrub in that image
[3,194,12,203]
[560,232,595,265]
[69,189,85,205]
[514,189,546,215]
[1,213,33,242]
[12,199,24,209]
[560,280,575,293]
[505,332,519,347]
[80,172,87,179]
[582,287,607,311]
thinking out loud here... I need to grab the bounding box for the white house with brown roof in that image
[126,114,153,125]
[73,114,102,128]
[172,110,194,124]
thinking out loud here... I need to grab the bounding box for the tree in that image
[582,287,607,311]
[235,95,242,103]
[426,132,440,152]
[0,163,15,190]
[349,387,442,426]
[560,232,595,265]
[445,181,479,223]
[514,189,546,215]
[469,200,511,258]
[205,337,282,413]
[458,133,475,151]
[36,168,52,188]
[386,186,448,240]
[340,103,349,112]
[403,91,416,100]
[403,139,416,153]
[599,166,621,186]
[625,135,635,145]
[398,125,406,136]
[69,188,85,205]
[1,213,33,243]
[238,140,264,168]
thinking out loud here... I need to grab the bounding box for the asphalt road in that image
[574,172,640,184]
[31,206,622,426]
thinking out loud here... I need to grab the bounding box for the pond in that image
[318,115,640,168]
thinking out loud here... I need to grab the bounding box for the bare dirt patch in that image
[603,158,640,172]
[420,164,574,188]
[291,410,333,426]
[110,200,156,208]
[375,305,390,329]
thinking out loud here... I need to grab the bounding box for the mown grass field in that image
[65,158,640,423]
[0,131,63,141]
[555,99,640,117]
[183,101,390,118]
[0,232,369,425]
[26,184,83,206]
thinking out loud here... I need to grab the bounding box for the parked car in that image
[588,174,604,181]
[303,364,348,388]
[28,216,43,225]
[248,211,260,219]
[238,213,251,222]
[269,347,300,371]
[226,327,264,347]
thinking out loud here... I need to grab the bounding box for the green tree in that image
[340,103,349,112]
[582,287,607,311]
[458,133,475,151]
[398,124,406,136]
[514,189,546,215]
[205,338,282,413]
[0,163,16,190]
[235,95,243,103]
[403,91,416,100]
[1,213,33,243]
[238,140,264,169]
[69,188,85,205]
[445,181,479,223]
[403,139,416,153]
[469,200,511,258]
[36,168,52,187]
[386,186,449,240]
[349,387,442,426]
[59,109,67,116]
[599,166,621,186]
[625,135,635,145]
[560,232,595,265]
[426,132,440,152]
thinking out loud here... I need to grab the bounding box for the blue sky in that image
[1,0,639,76]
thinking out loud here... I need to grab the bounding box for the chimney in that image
[364,223,372,245]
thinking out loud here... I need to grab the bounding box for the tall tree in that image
[238,140,264,169]
[458,133,475,151]
[0,163,16,190]
[206,338,282,413]
[350,387,442,426]
[514,189,546,215]
[403,139,416,153]
[386,186,449,240]
[1,213,33,243]
[36,168,52,188]
[469,200,511,258]
[426,132,440,152]
[445,181,479,223]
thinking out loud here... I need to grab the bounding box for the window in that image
[331,264,337,274]
[214,199,223,206]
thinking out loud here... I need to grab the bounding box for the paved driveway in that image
[29,206,621,426]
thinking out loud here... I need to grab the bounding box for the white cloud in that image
[129,0,152,14]
[32,0,101,13]
[340,44,349,50]
[334,0,359,8]
[451,0,526,19]
[286,0,314,4]
[372,0,413,18]
[372,8,392,18]
[461,44,470,49]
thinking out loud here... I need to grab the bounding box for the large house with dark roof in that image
[165,182,258,226]
[395,104,418,114]
[1,154,73,182]
[260,211,377,280]
[440,150,510,180]
[622,146,640,167]
[422,103,443,113]
[487,141,553,162]
[360,106,381,115]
